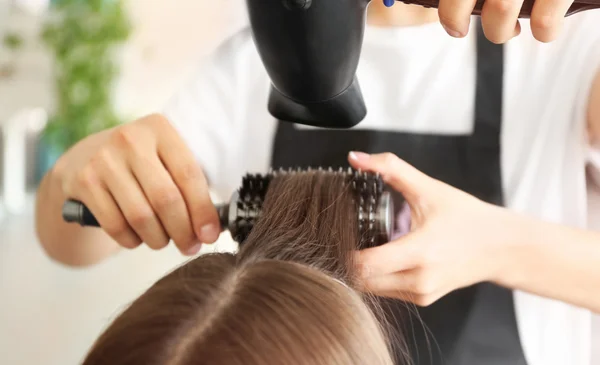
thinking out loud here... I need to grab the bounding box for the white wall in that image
[0,0,11,36]
[116,0,248,118]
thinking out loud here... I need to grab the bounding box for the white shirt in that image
[163,13,600,365]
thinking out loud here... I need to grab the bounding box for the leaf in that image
[41,0,131,151]
[3,32,24,50]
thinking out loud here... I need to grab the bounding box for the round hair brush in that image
[62,168,394,246]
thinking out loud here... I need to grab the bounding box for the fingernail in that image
[442,24,464,38]
[199,223,219,243]
[349,151,370,162]
[185,243,202,256]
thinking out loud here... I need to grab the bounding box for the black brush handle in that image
[62,199,100,227]
[62,199,230,231]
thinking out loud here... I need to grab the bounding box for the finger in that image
[437,0,476,38]
[372,288,419,303]
[362,269,438,295]
[375,289,441,307]
[360,272,443,307]
[358,274,420,302]
[348,152,436,201]
[157,126,220,244]
[129,154,199,254]
[530,0,571,43]
[72,168,141,249]
[355,232,425,277]
[360,271,415,295]
[480,0,524,44]
[100,158,170,250]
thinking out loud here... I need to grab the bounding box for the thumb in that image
[348,152,436,200]
[355,228,427,277]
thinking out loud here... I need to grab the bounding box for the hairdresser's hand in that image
[53,114,220,256]
[348,152,520,306]
[437,0,570,43]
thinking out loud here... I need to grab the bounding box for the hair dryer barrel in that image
[246,0,371,128]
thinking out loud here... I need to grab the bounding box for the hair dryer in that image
[246,0,600,129]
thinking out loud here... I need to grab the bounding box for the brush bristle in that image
[351,170,384,247]
[231,168,386,245]
[232,173,273,242]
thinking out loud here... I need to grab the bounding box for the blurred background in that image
[0,1,599,364]
[0,0,245,363]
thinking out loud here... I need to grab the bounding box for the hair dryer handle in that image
[400,0,600,16]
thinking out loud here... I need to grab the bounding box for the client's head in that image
[83,171,400,365]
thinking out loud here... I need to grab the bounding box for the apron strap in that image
[467,19,505,206]
[474,19,504,139]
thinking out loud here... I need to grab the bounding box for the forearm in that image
[496,212,600,313]
[35,167,120,267]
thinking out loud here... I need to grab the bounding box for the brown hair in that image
[82,171,404,365]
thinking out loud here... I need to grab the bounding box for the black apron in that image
[272,22,527,365]
[269,23,528,365]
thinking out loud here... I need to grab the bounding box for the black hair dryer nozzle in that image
[246,0,371,129]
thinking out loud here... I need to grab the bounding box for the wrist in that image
[487,207,543,288]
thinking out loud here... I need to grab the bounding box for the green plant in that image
[41,0,131,151]
[3,32,24,50]
[1,32,24,78]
